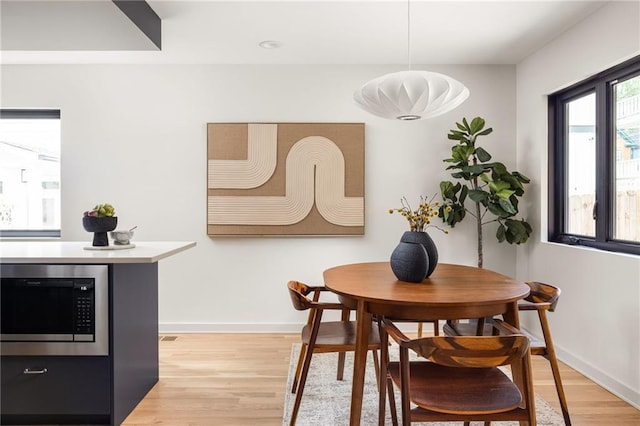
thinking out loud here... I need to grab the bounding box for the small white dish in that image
[110,230,134,245]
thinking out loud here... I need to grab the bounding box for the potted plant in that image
[438,117,532,268]
[82,203,117,246]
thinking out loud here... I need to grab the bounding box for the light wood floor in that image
[122,333,640,426]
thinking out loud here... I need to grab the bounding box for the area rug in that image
[282,344,564,425]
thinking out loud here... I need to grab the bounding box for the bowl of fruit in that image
[82,203,117,246]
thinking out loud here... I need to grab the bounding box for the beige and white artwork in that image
[207,123,365,236]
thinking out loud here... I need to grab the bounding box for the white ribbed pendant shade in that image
[353,70,470,120]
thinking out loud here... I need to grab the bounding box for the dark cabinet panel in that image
[1,356,110,420]
[110,263,159,425]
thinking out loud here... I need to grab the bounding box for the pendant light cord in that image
[407,0,412,70]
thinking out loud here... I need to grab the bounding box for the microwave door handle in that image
[23,368,48,375]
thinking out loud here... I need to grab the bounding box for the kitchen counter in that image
[0,241,196,264]
[0,240,195,425]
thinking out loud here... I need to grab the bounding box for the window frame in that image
[0,108,61,239]
[549,55,640,256]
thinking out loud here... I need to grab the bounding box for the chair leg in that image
[399,347,411,426]
[290,344,312,425]
[377,319,398,426]
[336,351,346,380]
[291,343,307,394]
[419,320,439,337]
[475,316,486,335]
[290,312,323,426]
[539,310,571,425]
[378,320,388,426]
[387,375,398,426]
[372,349,380,390]
[336,308,351,381]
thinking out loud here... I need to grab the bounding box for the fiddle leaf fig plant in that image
[438,117,532,268]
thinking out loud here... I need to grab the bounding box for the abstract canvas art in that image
[207,123,364,236]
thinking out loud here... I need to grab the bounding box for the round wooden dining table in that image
[323,262,533,426]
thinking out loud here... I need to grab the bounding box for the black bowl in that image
[82,216,118,246]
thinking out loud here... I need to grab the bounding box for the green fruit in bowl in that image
[83,203,116,218]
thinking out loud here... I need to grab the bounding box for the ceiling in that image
[1,0,607,65]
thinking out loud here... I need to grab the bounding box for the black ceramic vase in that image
[390,241,428,283]
[400,230,439,277]
[82,216,118,247]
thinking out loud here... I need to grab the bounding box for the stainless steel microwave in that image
[0,264,109,356]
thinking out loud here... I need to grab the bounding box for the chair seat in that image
[388,361,523,415]
[301,320,380,351]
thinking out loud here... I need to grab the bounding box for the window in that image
[549,56,640,255]
[0,109,61,237]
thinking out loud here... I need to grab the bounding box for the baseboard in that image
[552,343,640,410]
[159,322,303,334]
[158,321,425,334]
[521,327,640,411]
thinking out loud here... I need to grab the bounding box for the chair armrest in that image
[381,318,411,345]
[310,301,351,311]
[518,300,552,311]
[310,286,355,310]
[307,285,327,302]
[491,319,523,335]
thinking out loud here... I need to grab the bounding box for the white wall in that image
[516,1,640,408]
[1,63,518,331]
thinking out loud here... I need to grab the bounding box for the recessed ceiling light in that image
[259,40,282,49]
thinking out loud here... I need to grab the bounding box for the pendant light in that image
[353,0,469,121]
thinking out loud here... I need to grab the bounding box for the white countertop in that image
[0,241,196,264]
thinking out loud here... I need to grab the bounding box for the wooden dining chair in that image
[518,281,570,425]
[379,317,535,426]
[287,280,384,426]
[443,281,571,425]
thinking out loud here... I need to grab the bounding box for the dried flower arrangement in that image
[389,195,450,234]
